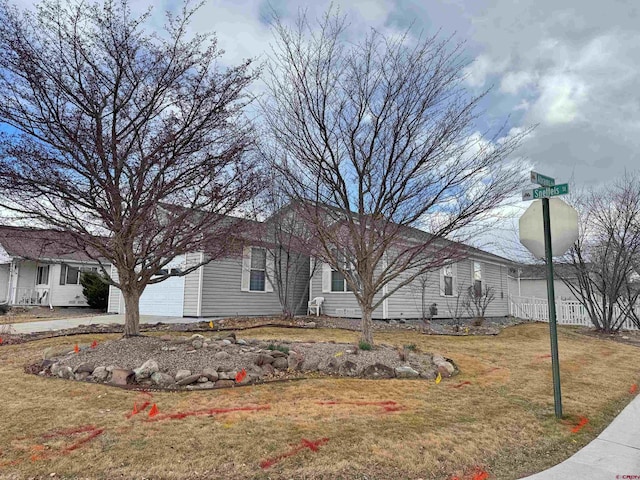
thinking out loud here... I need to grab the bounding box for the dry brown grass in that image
[0,307,105,325]
[0,323,638,480]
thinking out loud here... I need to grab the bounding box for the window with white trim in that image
[330,250,354,292]
[249,247,267,292]
[60,265,97,285]
[473,261,482,297]
[442,265,454,296]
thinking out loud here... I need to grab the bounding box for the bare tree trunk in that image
[122,288,141,337]
[360,308,374,345]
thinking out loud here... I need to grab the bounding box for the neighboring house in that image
[509,263,580,302]
[0,226,104,307]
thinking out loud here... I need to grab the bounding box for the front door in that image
[35,264,50,305]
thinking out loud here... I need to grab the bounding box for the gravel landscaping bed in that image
[32,332,457,390]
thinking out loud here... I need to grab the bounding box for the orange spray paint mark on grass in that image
[148,404,159,418]
[126,401,151,418]
[630,384,638,394]
[260,438,329,469]
[451,381,472,389]
[73,344,79,353]
[147,405,271,422]
[571,417,589,434]
[451,467,490,480]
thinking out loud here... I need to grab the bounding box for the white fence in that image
[509,295,640,331]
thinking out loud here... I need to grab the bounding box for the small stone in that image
[150,372,175,387]
[185,350,197,354]
[92,366,109,381]
[160,335,173,341]
[50,363,61,376]
[304,322,317,328]
[623,336,630,340]
[236,339,248,345]
[395,366,420,378]
[175,369,192,382]
[214,351,231,360]
[269,350,287,358]
[222,339,233,346]
[202,368,219,382]
[57,366,74,379]
[133,360,159,381]
[388,319,399,325]
[197,376,209,383]
[176,374,202,386]
[272,357,288,370]
[186,381,215,390]
[190,334,205,340]
[110,368,134,386]
[215,379,235,388]
[192,339,204,350]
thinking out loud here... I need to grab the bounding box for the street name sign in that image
[522,183,569,201]
[531,171,555,187]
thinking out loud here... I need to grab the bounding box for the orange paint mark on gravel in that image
[147,405,271,422]
[235,368,247,383]
[90,340,98,349]
[260,438,329,469]
[630,384,638,394]
[74,344,79,353]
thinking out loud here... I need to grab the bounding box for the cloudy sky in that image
[11,0,639,257]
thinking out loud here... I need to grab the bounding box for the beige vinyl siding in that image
[182,253,202,316]
[107,264,121,313]
[309,261,384,319]
[285,256,311,315]
[200,256,284,317]
[386,258,511,319]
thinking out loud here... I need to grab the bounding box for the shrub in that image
[404,344,417,352]
[358,341,372,351]
[472,317,485,327]
[80,271,109,310]
[267,344,290,355]
[0,303,9,315]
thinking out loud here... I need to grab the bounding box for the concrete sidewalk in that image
[3,314,195,334]
[521,395,640,479]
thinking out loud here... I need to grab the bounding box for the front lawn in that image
[0,323,637,479]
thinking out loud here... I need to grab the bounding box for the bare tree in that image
[0,0,261,336]
[560,175,640,333]
[262,9,527,344]
[464,285,495,319]
[262,185,318,317]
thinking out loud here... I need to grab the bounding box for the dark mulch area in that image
[576,327,640,348]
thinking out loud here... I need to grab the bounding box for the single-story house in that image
[0,226,105,307]
[508,263,580,302]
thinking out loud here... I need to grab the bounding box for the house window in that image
[249,247,266,292]
[443,265,454,296]
[36,265,50,285]
[60,265,97,285]
[330,249,354,292]
[473,262,482,297]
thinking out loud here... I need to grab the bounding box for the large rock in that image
[272,357,288,370]
[362,363,395,379]
[437,362,455,377]
[110,368,134,386]
[319,357,341,374]
[287,352,305,371]
[50,363,61,377]
[202,367,219,382]
[215,379,235,388]
[301,358,320,372]
[214,351,231,361]
[176,374,202,386]
[269,350,287,358]
[73,362,95,374]
[186,381,216,390]
[133,360,159,381]
[261,364,276,376]
[74,372,91,381]
[175,369,192,382]
[57,366,74,379]
[395,366,419,378]
[338,360,360,377]
[151,372,175,387]
[92,366,109,382]
[254,354,275,366]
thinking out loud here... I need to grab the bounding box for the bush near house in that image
[80,271,109,311]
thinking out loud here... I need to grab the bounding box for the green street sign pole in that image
[542,197,563,419]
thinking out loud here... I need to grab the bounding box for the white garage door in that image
[139,274,185,317]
